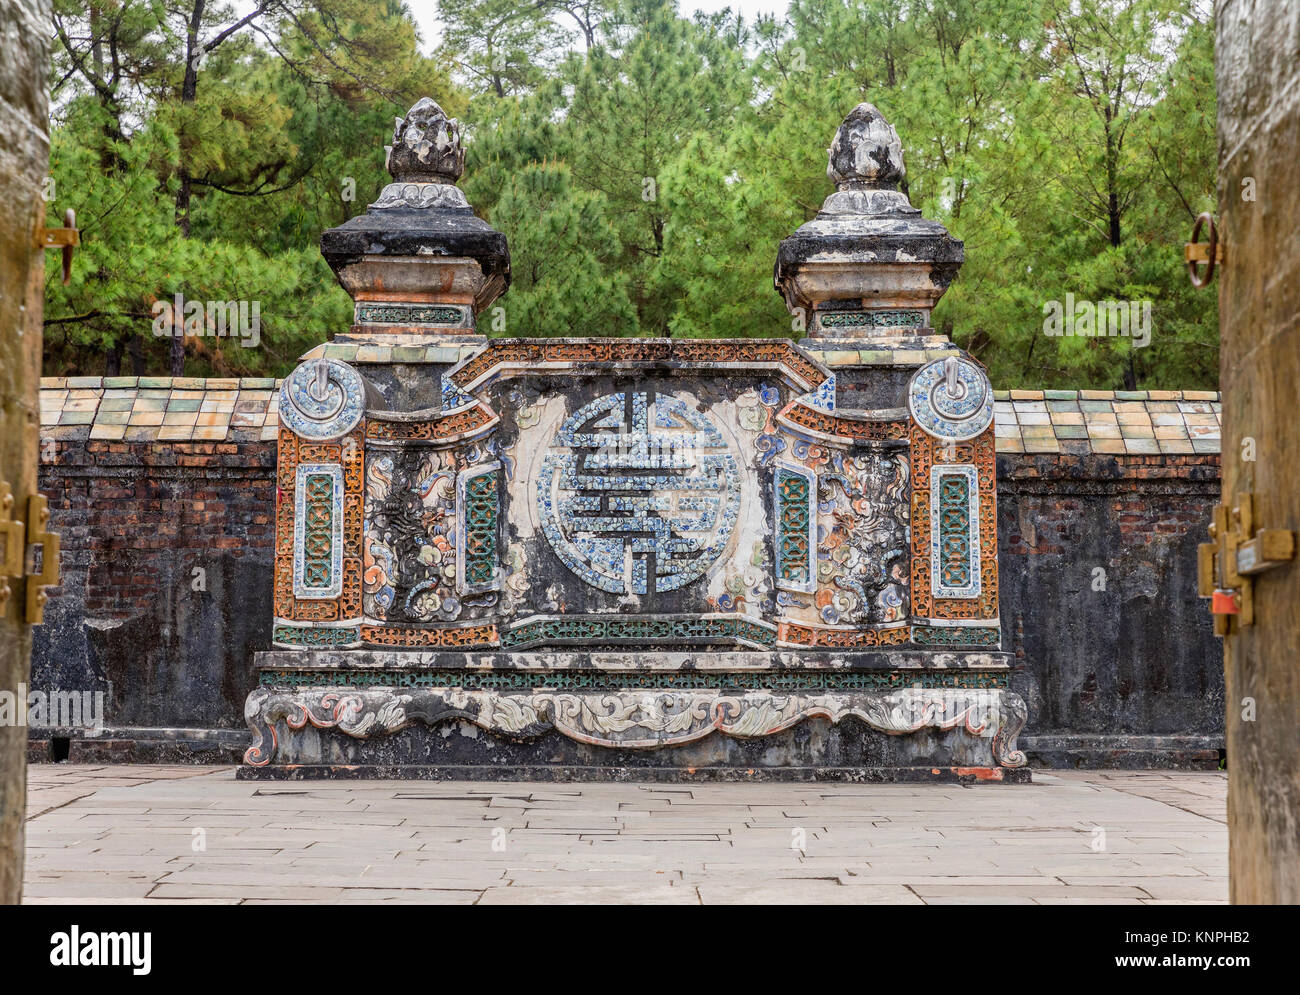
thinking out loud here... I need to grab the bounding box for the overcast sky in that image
[405,0,793,50]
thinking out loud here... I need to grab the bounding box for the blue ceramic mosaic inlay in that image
[537,391,742,595]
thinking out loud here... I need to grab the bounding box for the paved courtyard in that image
[22,765,1227,904]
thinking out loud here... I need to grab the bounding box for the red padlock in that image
[1211,589,1240,615]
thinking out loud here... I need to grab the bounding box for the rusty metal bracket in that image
[37,208,79,285]
[1199,492,1295,634]
[1185,212,1222,289]
[23,494,59,625]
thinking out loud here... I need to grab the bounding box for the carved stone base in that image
[241,683,1028,780]
[237,764,1032,783]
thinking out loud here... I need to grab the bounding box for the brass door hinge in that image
[0,482,61,623]
[1199,492,1295,634]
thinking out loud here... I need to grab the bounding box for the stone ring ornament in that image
[907,356,994,441]
[279,358,366,440]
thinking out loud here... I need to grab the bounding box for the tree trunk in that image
[1104,114,1121,247]
[172,0,207,377]
[129,334,144,375]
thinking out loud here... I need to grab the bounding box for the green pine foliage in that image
[46,0,1217,389]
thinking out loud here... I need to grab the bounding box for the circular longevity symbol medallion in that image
[907,357,994,441]
[279,358,366,440]
[537,391,742,596]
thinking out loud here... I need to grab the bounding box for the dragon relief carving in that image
[818,451,911,626]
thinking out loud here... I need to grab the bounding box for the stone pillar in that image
[775,103,963,345]
[773,102,1009,690]
[0,0,51,905]
[319,98,510,353]
[267,96,511,655]
[774,104,975,416]
[1216,0,1300,904]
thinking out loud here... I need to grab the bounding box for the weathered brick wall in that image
[50,441,275,619]
[34,432,276,761]
[30,379,1225,766]
[998,453,1222,768]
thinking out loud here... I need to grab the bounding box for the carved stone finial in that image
[386,97,465,184]
[827,102,904,189]
[774,100,963,339]
[368,97,470,211]
[319,94,510,334]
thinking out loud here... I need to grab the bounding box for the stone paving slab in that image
[23,765,1228,905]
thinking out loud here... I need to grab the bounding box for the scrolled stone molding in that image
[369,181,469,211]
[993,692,1029,768]
[243,686,1028,767]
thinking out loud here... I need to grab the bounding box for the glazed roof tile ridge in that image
[36,378,1222,453]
